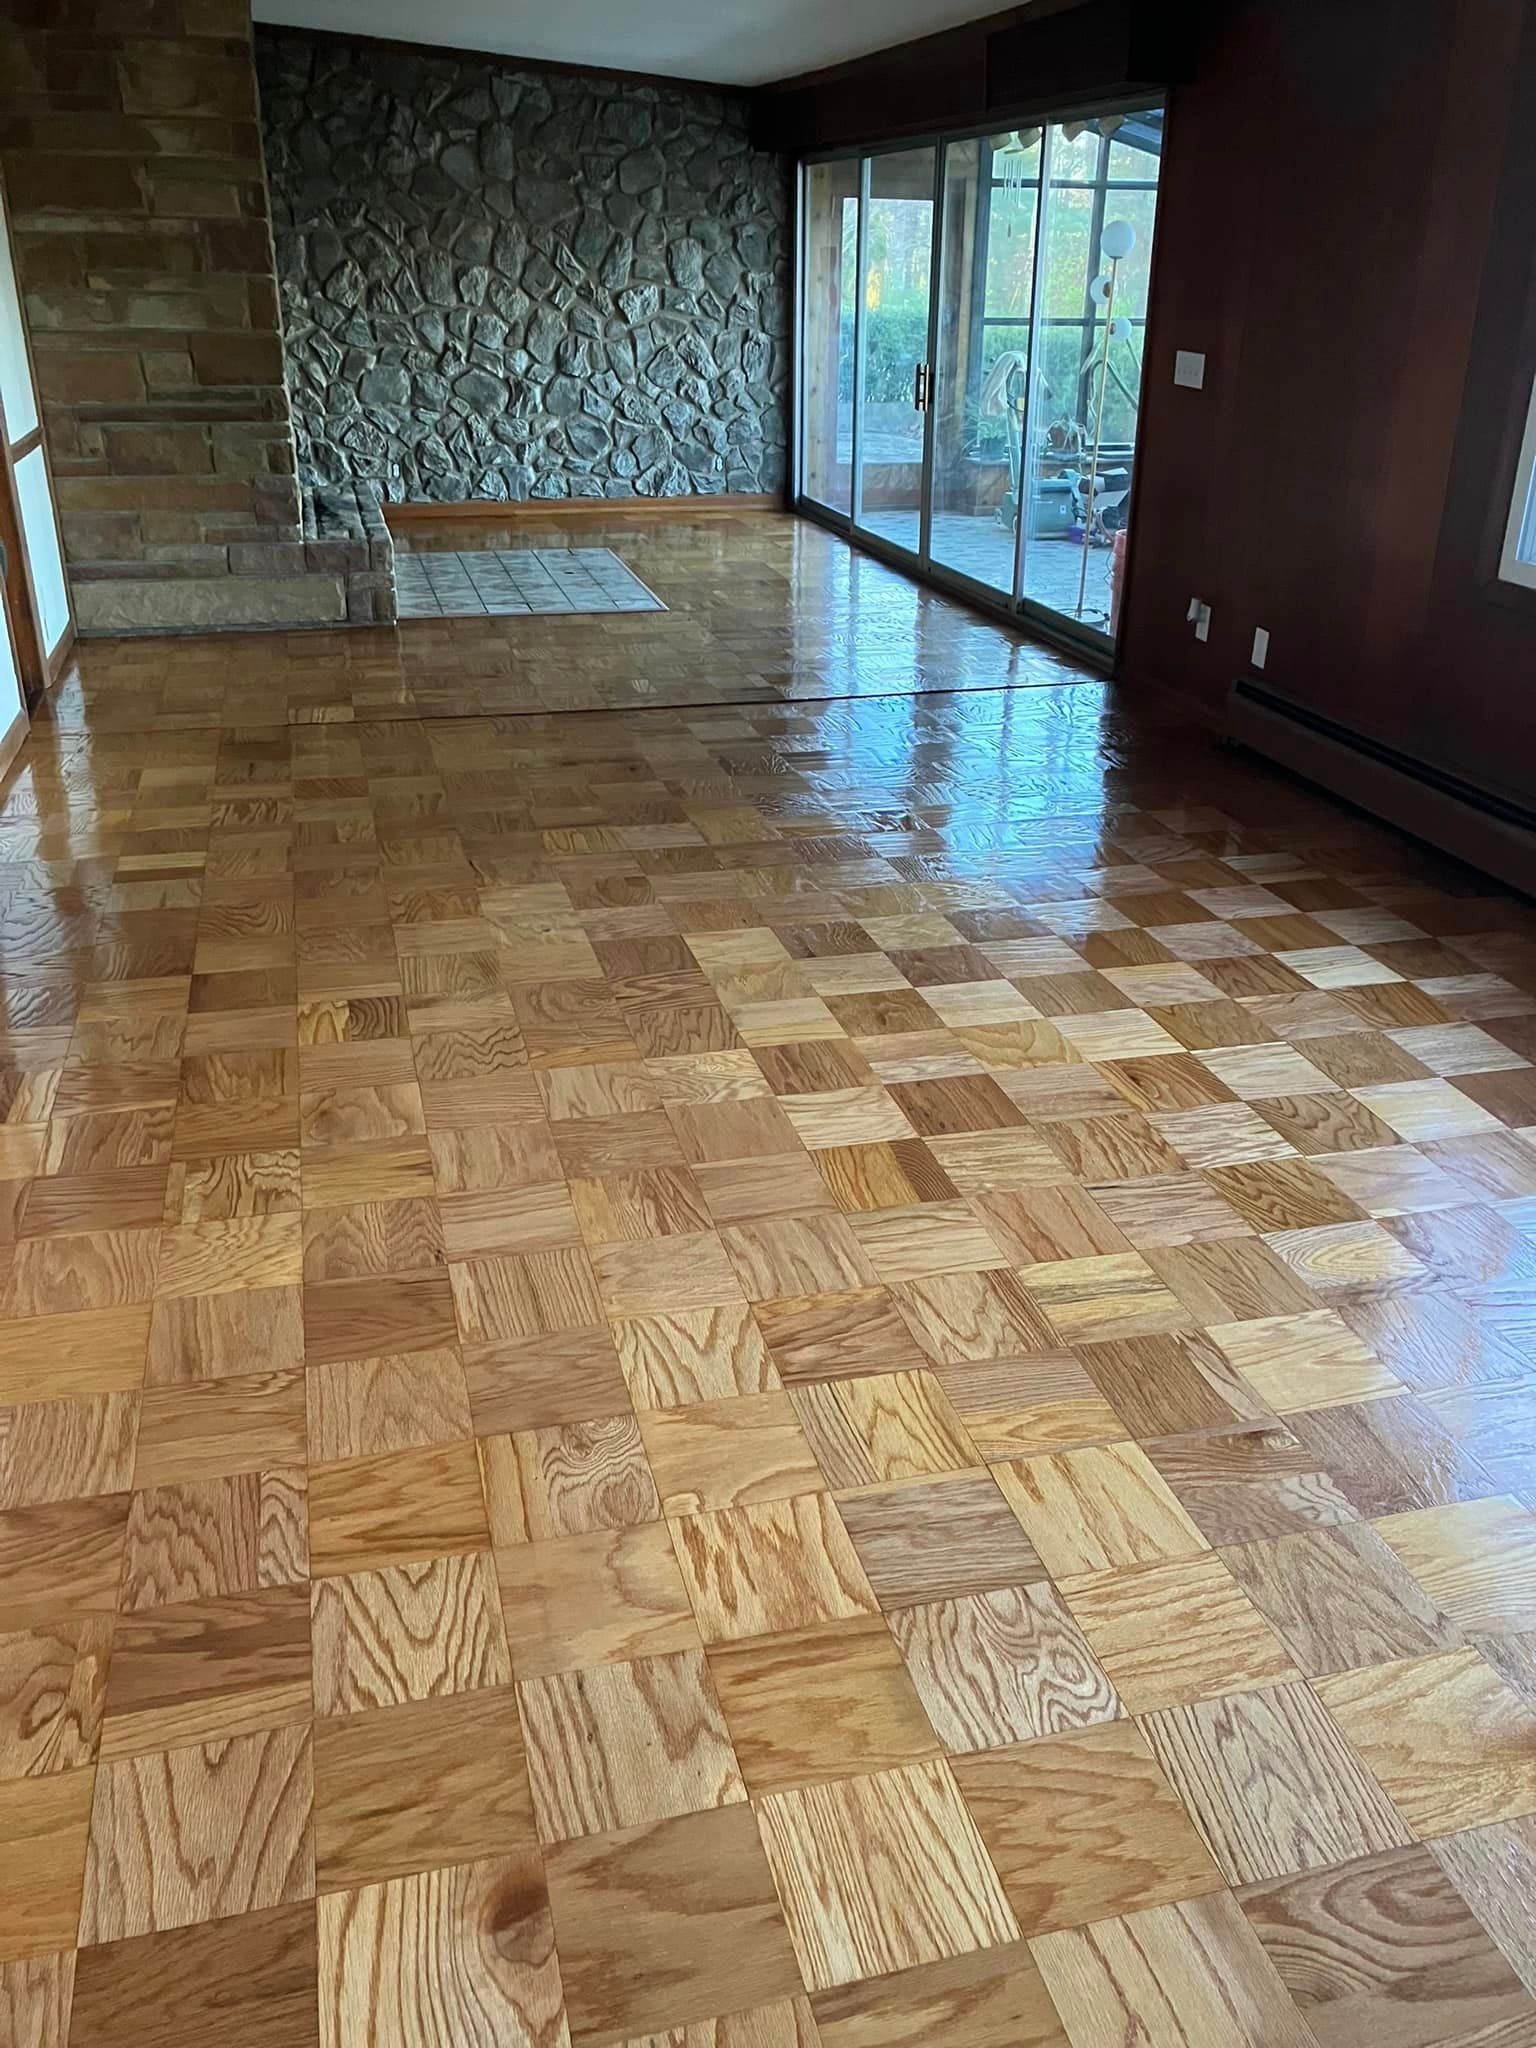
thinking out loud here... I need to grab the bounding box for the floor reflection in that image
[39,511,1099,731]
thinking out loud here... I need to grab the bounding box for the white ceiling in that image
[249,0,1008,87]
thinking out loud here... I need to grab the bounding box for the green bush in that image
[837,306,932,404]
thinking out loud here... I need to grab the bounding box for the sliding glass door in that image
[852,147,936,556]
[796,106,1163,654]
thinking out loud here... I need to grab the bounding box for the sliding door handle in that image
[913,363,932,412]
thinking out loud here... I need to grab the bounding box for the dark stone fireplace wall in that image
[254,28,791,503]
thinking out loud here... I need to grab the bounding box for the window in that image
[1501,373,1536,590]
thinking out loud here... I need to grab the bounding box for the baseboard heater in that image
[1225,677,1536,898]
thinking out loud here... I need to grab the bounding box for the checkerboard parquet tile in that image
[4,554,1536,2044]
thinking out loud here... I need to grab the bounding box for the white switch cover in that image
[1251,627,1270,669]
[1173,350,1206,389]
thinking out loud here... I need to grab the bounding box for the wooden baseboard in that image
[0,705,29,787]
[45,617,77,681]
[386,492,786,525]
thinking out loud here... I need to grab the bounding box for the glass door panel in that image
[800,159,859,515]
[855,146,936,559]
[13,448,69,659]
[1019,112,1162,638]
[929,132,1041,595]
[0,168,71,698]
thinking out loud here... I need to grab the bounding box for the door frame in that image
[0,164,74,711]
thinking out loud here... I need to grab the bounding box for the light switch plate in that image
[1174,350,1206,390]
[1251,627,1270,669]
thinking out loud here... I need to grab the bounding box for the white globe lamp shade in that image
[1109,316,1132,343]
[1089,273,1112,306]
[1100,218,1137,262]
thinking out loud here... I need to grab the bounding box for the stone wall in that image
[255,29,791,504]
[0,0,352,632]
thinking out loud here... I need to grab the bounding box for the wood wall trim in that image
[752,0,1192,153]
[0,706,28,788]
[257,20,749,100]
[44,615,75,689]
[385,494,786,525]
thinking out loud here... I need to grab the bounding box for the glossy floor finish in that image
[37,510,1095,729]
[3,523,1536,2048]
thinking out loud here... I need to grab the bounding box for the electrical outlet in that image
[1187,597,1212,643]
[1251,626,1270,670]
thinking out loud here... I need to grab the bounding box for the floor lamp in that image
[1076,217,1137,621]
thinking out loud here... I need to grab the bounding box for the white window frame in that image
[1500,371,1536,590]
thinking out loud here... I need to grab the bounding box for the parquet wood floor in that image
[2,511,1536,2046]
[35,512,1090,731]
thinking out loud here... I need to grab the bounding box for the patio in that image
[857,507,1115,627]
[821,413,1119,629]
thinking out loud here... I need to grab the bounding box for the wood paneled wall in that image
[1120,0,1536,807]
[762,0,1536,814]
